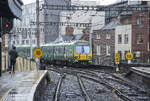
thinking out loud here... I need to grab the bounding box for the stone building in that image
[93,20,119,66]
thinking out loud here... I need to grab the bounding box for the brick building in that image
[132,11,149,62]
[115,11,149,63]
[93,20,119,66]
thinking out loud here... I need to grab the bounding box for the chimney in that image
[65,26,74,36]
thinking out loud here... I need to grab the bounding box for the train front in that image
[74,41,92,64]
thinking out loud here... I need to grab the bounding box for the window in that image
[136,17,144,25]
[22,40,25,45]
[124,51,129,60]
[106,45,111,55]
[124,34,128,44]
[26,40,29,44]
[136,33,144,44]
[118,34,122,44]
[33,40,36,44]
[97,34,101,39]
[83,46,90,54]
[106,34,111,39]
[13,41,15,44]
[76,46,82,54]
[96,45,101,55]
[118,51,122,60]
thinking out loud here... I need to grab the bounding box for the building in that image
[103,0,148,25]
[59,1,105,42]
[5,1,45,47]
[93,20,119,66]
[115,10,149,63]
[131,11,149,62]
[115,24,132,61]
[5,0,71,48]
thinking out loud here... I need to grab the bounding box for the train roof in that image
[42,40,88,47]
[15,40,89,47]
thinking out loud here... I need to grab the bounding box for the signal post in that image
[115,53,120,72]
[125,52,134,64]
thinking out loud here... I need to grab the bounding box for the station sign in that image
[33,48,43,58]
[125,52,133,60]
[115,53,120,64]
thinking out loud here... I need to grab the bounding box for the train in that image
[15,40,92,66]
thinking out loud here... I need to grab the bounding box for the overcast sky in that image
[22,0,119,5]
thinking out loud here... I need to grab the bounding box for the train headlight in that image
[87,56,91,59]
[75,56,80,59]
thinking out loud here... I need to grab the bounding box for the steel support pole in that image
[0,17,2,77]
[36,0,40,48]
[36,0,40,71]
[30,21,33,59]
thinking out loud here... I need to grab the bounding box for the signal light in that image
[2,17,13,33]
[5,24,9,28]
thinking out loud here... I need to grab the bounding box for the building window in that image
[22,40,25,45]
[106,34,111,39]
[13,41,15,44]
[96,45,101,55]
[124,34,128,44]
[106,45,111,56]
[136,33,144,44]
[17,40,19,45]
[118,51,122,60]
[124,51,129,60]
[97,34,101,39]
[33,40,36,44]
[26,40,29,44]
[136,17,144,25]
[118,34,122,44]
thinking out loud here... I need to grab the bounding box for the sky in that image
[22,0,119,5]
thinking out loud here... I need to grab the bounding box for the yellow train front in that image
[74,41,92,64]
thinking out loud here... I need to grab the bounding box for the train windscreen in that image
[75,45,90,54]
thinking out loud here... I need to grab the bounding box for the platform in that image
[0,70,48,101]
[131,67,150,78]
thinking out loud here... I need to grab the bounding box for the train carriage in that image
[15,40,92,66]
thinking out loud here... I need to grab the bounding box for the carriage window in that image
[76,46,82,54]
[83,46,90,54]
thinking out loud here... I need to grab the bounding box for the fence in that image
[2,51,37,72]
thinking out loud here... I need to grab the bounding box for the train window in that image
[83,46,90,54]
[76,46,82,54]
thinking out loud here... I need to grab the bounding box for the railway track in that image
[47,65,150,101]
[53,74,66,101]
[77,75,91,101]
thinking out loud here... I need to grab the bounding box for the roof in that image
[62,35,74,41]
[102,20,120,30]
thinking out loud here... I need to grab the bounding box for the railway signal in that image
[115,53,120,72]
[2,17,13,33]
[115,53,120,65]
[33,48,43,58]
[126,52,133,64]
[0,0,23,77]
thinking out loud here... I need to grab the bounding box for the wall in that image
[93,29,115,66]
[115,24,132,60]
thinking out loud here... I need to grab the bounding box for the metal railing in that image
[2,51,37,73]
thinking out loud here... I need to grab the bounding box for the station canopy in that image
[0,0,23,19]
